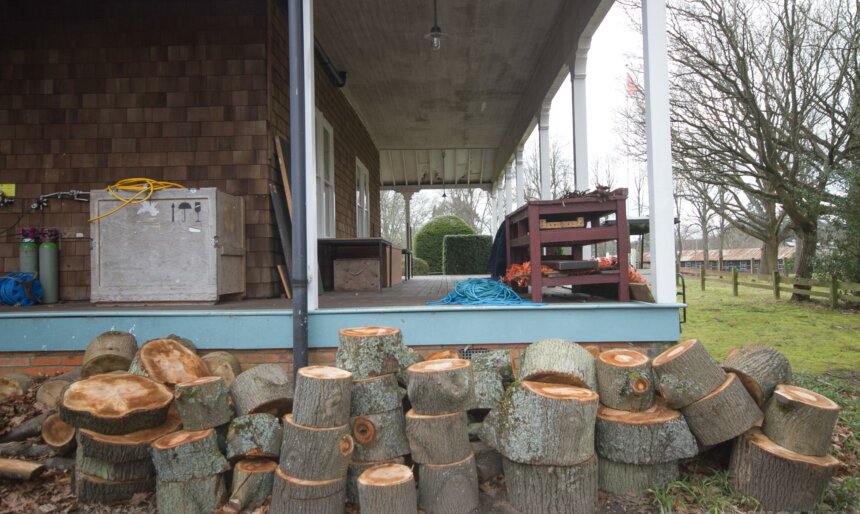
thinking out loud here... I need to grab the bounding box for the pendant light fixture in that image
[425,0,446,50]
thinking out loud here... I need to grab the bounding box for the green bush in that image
[411,257,431,276]
[414,215,475,273]
[443,235,493,275]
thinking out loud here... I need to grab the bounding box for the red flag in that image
[626,72,638,96]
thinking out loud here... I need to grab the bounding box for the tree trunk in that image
[681,373,762,447]
[174,376,233,431]
[150,429,230,481]
[595,349,655,411]
[595,403,698,464]
[406,359,474,414]
[156,474,227,514]
[0,373,31,401]
[597,458,678,494]
[75,446,155,481]
[128,337,210,386]
[293,366,353,428]
[201,351,242,387]
[760,237,780,276]
[471,350,513,410]
[652,339,727,409]
[472,441,503,481]
[502,455,598,514]
[518,339,596,389]
[723,345,792,406]
[336,326,408,379]
[228,459,277,512]
[36,369,81,409]
[762,385,840,457]
[75,473,155,504]
[82,331,137,378]
[0,412,48,443]
[76,406,181,462]
[0,458,45,480]
[347,457,405,503]
[405,409,470,464]
[792,226,818,300]
[279,414,353,481]
[701,214,710,272]
[730,429,839,512]
[270,468,346,514]
[41,413,76,455]
[357,463,417,514]
[350,408,410,461]
[225,413,283,462]
[418,453,479,514]
[230,363,294,417]
[351,373,404,417]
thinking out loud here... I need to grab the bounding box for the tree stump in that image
[479,381,597,465]
[128,337,210,386]
[175,376,233,431]
[36,369,81,409]
[407,359,474,414]
[76,473,155,504]
[357,463,417,514]
[681,373,763,447]
[0,373,31,401]
[150,429,230,481]
[351,408,410,461]
[59,373,173,435]
[0,458,45,480]
[156,474,227,514]
[293,366,353,427]
[723,345,792,406]
[336,326,409,379]
[598,458,679,494]
[471,350,514,410]
[427,350,460,360]
[596,402,698,464]
[762,384,840,456]
[405,409,470,464]
[228,459,277,512]
[270,467,346,514]
[652,339,727,409]
[351,373,404,416]
[82,331,138,378]
[76,446,155,481]
[201,351,242,387]
[77,406,181,462]
[596,349,655,411]
[226,413,283,461]
[502,455,598,514]
[730,428,839,512]
[41,413,76,455]
[347,457,405,502]
[279,414,353,481]
[518,339,596,389]
[418,453,479,514]
[230,363,294,417]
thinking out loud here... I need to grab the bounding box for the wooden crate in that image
[334,258,380,291]
[539,217,585,229]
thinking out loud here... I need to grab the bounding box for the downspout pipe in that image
[288,0,309,377]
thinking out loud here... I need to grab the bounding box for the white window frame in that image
[315,110,336,237]
[355,159,370,237]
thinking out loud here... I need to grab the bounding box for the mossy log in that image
[723,344,792,406]
[41,413,76,455]
[396,346,423,385]
[762,384,840,457]
[598,458,679,494]
[652,339,727,409]
[127,337,209,386]
[470,350,514,410]
[175,376,233,431]
[0,458,45,480]
[36,369,81,409]
[82,331,137,378]
[59,373,173,435]
[351,408,410,461]
[347,456,405,502]
[279,414,354,481]
[357,463,417,514]
[405,409,470,464]
[730,429,839,512]
[270,468,346,514]
[156,474,227,514]
[76,406,181,462]
[336,326,407,379]
[681,373,763,447]
[75,472,155,504]
[596,402,698,464]
[201,351,242,387]
[502,455,598,514]
[351,373,404,416]
[479,381,597,465]
[293,366,353,427]
[418,453,479,514]
[226,413,283,461]
[518,339,596,389]
[150,429,230,481]
[230,363,294,417]
[0,373,31,401]
[228,459,277,512]
[596,349,655,411]
[75,446,154,481]
[0,412,48,443]
[406,359,474,414]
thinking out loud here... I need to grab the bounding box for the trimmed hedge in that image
[414,216,475,273]
[412,257,431,276]
[442,235,493,275]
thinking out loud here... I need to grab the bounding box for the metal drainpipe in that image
[288,0,309,377]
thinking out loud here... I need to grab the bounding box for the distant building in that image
[678,248,795,273]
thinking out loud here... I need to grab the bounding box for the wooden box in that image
[334,258,380,291]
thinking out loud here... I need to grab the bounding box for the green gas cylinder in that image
[19,228,38,274]
[39,228,59,304]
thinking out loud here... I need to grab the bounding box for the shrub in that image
[411,257,431,276]
[443,235,493,275]
[414,216,475,273]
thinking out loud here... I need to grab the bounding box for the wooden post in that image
[773,271,780,299]
[831,275,839,309]
[732,268,739,296]
[700,265,705,291]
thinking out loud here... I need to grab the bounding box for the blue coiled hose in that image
[427,277,541,306]
[0,272,43,306]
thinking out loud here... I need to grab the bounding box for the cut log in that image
[76,446,155,481]
[470,350,514,410]
[228,459,277,512]
[0,412,48,443]
[502,455,598,514]
[77,406,181,462]
[0,458,45,480]
[0,372,31,401]
[128,337,210,386]
[730,428,839,512]
[357,463,417,514]
[761,384,840,457]
[351,408,410,462]
[293,366,353,427]
[418,453,479,514]
[351,373,403,417]
[518,339,597,389]
[165,333,198,351]
[427,350,460,360]
[681,372,763,447]
[175,376,233,431]
[405,409,470,464]
[36,369,81,409]
[336,326,408,379]
[472,440,503,481]
[230,363,294,417]
[347,457,405,502]
[723,344,793,406]
[652,339,727,409]
[396,346,423,386]
[75,473,155,504]
[595,349,655,411]
[150,428,230,481]
[270,467,346,514]
[156,474,227,514]
[597,458,679,494]
[279,414,353,481]
[0,441,53,459]
[595,402,698,464]
[43,456,75,471]
[201,351,242,387]
[226,413,283,461]
[59,373,173,435]
[41,413,76,455]
[479,381,597,465]
[82,331,137,378]
[406,359,474,414]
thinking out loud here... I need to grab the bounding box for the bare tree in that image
[678,178,719,270]
[380,190,433,247]
[522,140,575,200]
[431,188,492,234]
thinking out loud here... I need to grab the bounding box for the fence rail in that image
[679,267,860,308]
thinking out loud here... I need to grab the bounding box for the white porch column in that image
[402,191,414,252]
[571,42,590,192]
[643,0,677,304]
[303,0,319,310]
[515,145,525,207]
[496,179,504,226]
[504,163,513,214]
[538,99,552,199]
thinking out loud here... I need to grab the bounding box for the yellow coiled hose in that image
[88,178,186,222]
